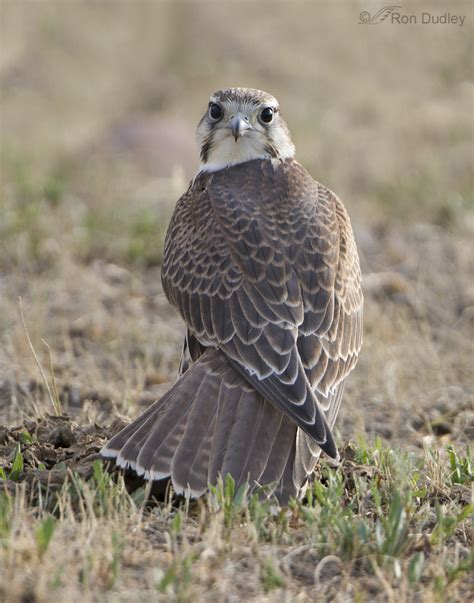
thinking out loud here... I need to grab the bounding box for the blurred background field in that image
[0,1,472,601]
[1,0,472,441]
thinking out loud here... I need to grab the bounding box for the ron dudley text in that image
[392,12,466,26]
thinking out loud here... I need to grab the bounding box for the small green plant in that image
[445,551,474,584]
[0,493,12,540]
[8,443,24,482]
[108,530,123,589]
[208,473,249,529]
[19,431,33,445]
[68,460,135,519]
[447,446,472,485]
[157,555,195,597]
[36,515,57,556]
[408,551,425,584]
[262,559,284,593]
[374,491,411,560]
[170,510,183,538]
[430,503,473,546]
[247,491,274,541]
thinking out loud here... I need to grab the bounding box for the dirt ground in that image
[0,2,472,601]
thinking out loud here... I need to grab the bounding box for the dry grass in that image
[0,2,472,601]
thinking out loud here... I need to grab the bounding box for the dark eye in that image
[209,103,222,121]
[260,107,274,123]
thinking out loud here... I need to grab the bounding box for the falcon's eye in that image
[260,107,274,124]
[209,103,223,121]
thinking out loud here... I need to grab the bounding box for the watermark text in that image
[359,6,466,26]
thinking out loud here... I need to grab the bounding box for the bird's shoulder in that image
[163,157,358,289]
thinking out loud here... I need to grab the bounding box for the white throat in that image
[198,130,295,174]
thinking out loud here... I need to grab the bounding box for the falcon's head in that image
[197,88,295,172]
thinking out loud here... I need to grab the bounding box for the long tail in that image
[101,348,323,503]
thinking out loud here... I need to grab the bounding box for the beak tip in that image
[227,115,251,141]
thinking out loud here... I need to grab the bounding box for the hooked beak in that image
[225,114,253,142]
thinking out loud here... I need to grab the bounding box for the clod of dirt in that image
[0,414,114,495]
[0,427,8,446]
[48,423,77,448]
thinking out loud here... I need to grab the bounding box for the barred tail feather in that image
[101,348,321,502]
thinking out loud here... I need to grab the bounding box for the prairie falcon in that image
[102,88,363,503]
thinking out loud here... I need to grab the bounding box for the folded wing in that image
[161,158,363,458]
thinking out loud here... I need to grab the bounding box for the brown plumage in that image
[101,88,363,503]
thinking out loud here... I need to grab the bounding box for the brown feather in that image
[104,150,363,502]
